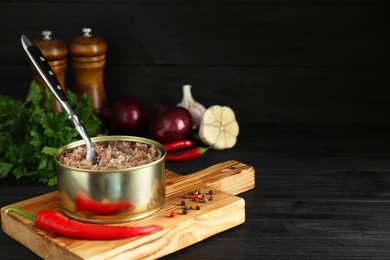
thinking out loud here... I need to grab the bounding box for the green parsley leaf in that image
[41,146,58,156]
[0,80,106,186]
[0,162,13,178]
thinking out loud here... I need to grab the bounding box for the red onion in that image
[110,97,148,135]
[150,104,192,143]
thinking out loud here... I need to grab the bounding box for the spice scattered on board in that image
[169,188,214,218]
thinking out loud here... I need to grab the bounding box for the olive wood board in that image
[1,160,255,260]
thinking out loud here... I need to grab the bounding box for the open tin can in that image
[55,136,166,223]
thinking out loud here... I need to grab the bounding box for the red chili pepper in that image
[75,192,135,215]
[165,147,209,162]
[6,208,163,240]
[164,140,195,152]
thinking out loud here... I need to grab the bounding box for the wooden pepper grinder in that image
[33,30,67,112]
[69,28,107,112]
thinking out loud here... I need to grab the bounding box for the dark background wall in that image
[0,0,389,131]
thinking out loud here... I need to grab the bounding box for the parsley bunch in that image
[0,81,104,186]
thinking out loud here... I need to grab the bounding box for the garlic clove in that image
[177,84,206,129]
[199,105,239,150]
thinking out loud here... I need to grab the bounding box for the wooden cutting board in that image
[1,160,255,259]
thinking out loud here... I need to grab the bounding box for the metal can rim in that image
[54,135,166,173]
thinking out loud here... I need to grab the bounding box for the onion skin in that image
[110,97,148,135]
[150,105,192,144]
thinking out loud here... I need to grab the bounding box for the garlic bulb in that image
[199,105,239,150]
[177,84,206,129]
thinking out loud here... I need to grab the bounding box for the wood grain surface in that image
[0,0,389,127]
[1,0,390,259]
[1,161,254,259]
[2,127,390,259]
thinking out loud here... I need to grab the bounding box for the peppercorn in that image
[169,212,176,218]
[202,197,209,203]
[182,208,188,215]
[208,190,213,195]
[192,194,199,200]
[180,200,186,206]
[196,205,200,210]
[209,196,213,201]
[198,188,204,194]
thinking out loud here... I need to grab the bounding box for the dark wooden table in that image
[1,123,390,259]
[0,0,389,257]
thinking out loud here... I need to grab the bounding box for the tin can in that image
[55,136,166,223]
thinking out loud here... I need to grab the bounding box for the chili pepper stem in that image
[199,146,210,155]
[165,146,210,162]
[6,207,36,223]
